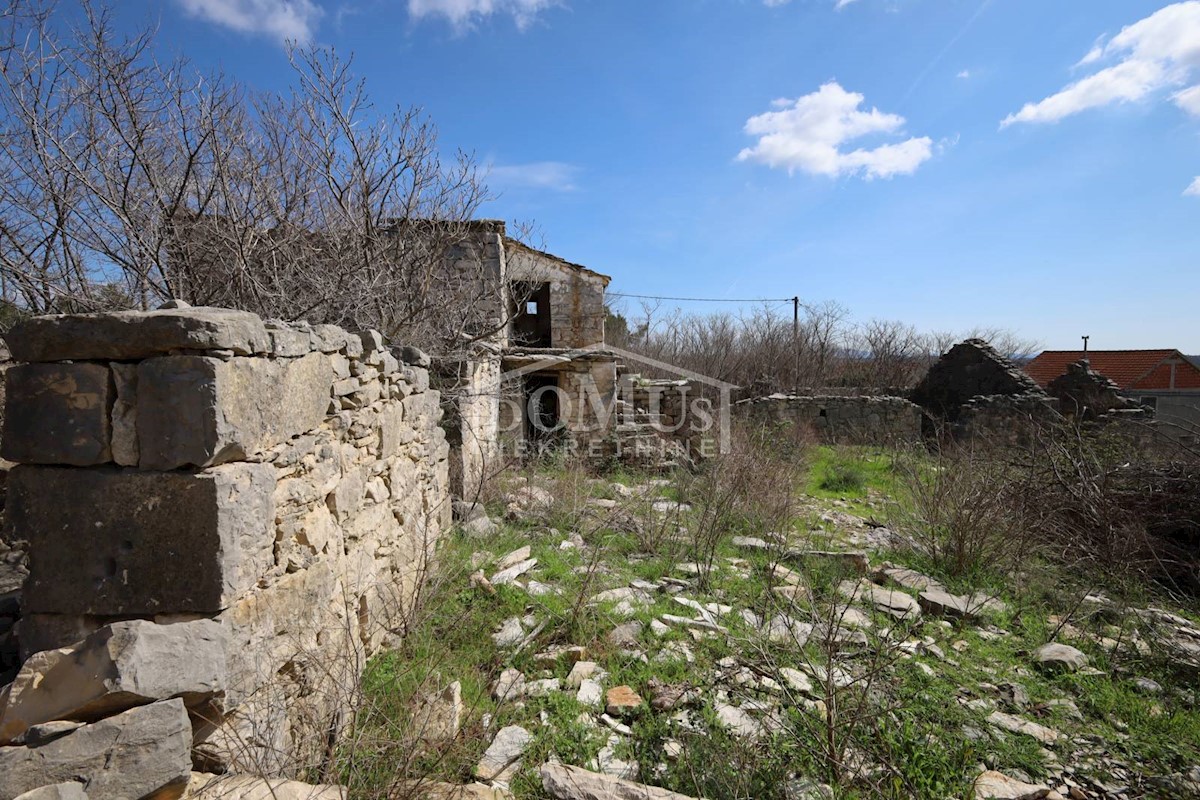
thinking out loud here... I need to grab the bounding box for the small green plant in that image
[818,458,868,494]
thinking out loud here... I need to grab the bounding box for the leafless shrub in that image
[889,439,1036,579]
[0,0,513,359]
[612,300,1038,398]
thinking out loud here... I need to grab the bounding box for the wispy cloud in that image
[175,0,322,44]
[737,81,933,180]
[407,0,558,30]
[1001,2,1200,127]
[488,161,579,192]
[957,69,972,79]
[1186,176,1200,196]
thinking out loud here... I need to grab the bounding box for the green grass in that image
[342,453,1200,800]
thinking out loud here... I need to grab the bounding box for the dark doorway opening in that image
[525,374,562,441]
[512,282,552,347]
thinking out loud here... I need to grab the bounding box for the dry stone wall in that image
[736,394,924,446]
[0,305,450,786]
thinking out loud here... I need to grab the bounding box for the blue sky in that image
[126,0,1200,350]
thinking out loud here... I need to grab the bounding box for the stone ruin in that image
[0,305,450,797]
[736,338,1155,447]
[1047,359,1147,421]
[735,393,924,446]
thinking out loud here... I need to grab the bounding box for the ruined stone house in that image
[444,222,622,498]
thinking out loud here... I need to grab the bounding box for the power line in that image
[607,292,793,303]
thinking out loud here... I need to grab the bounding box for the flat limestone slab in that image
[0,698,192,800]
[5,307,271,362]
[11,463,275,615]
[0,619,227,744]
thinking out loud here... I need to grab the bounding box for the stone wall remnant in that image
[736,394,924,446]
[1047,359,1144,420]
[0,305,450,784]
[910,339,1046,422]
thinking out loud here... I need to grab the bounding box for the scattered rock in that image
[493,617,525,648]
[605,685,644,717]
[577,679,604,708]
[1033,643,1089,673]
[493,668,526,701]
[540,763,699,800]
[413,680,462,742]
[491,558,537,586]
[475,725,534,782]
[567,661,600,688]
[973,770,1053,799]
[607,621,644,649]
[494,546,532,572]
[987,711,1060,745]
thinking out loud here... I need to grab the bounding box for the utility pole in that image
[792,296,800,392]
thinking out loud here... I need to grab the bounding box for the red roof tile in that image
[1024,350,1200,391]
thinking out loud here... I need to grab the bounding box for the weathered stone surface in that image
[605,685,643,716]
[986,710,1060,744]
[540,763,699,800]
[910,338,1046,421]
[918,588,977,619]
[109,363,139,467]
[412,680,462,742]
[1033,642,1089,672]
[5,307,271,362]
[12,463,275,615]
[973,770,1052,799]
[475,725,533,782]
[388,782,509,800]
[12,784,88,800]
[2,363,113,466]
[0,698,192,800]
[137,352,332,469]
[183,774,345,799]
[840,580,921,620]
[0,619,227,744]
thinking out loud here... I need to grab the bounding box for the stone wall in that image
[506,244,608,350]
[0,305,450,781]
[736,394,924,446]
[910,339,1046,422]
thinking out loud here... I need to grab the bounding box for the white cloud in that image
[407,0,557,29]
[176,0,321,43]
[1186,176,1200,196]
[957,69,971,79]
[737,81,933,180]
[1174,84,1200,115]
[1002,1,1200,127]
[488,161,578,191]
[763,0,792,7]
[835,0,861,8]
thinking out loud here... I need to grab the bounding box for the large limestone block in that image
[1,363,113,466]
[0,619,227,744]
[137,352,333,470]
[4,307,271,363]
[11,463,275,615]
[0,698,192,800]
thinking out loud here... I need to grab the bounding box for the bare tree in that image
[0,0,509,355]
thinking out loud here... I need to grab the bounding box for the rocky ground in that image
[344,449,1200,800]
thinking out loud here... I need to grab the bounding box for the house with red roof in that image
[1024,349,1200,434]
